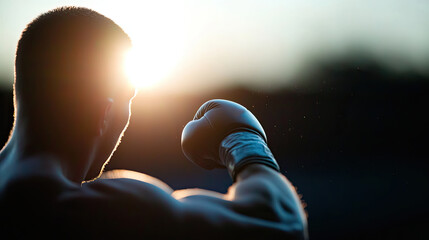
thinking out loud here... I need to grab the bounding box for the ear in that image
[97,98,114,136]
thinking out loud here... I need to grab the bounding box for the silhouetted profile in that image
[0,7,307,239]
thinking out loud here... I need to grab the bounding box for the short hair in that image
[15,6,133,117]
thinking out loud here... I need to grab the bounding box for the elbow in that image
[279,216,308,240]
[252,215,307,240]
[270,189,309,239]
[277,195,308,240]
[267,202,307,240]
[248,194,308,239]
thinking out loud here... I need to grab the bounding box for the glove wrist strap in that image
[219,131,280,181]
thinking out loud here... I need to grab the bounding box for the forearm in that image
[236,162,280,181]
[233,164,307,231]
[235,163,299,201]
[179,100,308,238]
[173,163,307,239]
[221,132,306,220]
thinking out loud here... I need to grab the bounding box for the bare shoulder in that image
[51,171,182,238]
[58,170,178,210]
[55,170,181,229]
[98,169,173,194]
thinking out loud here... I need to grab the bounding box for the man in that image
[0,7,308,239]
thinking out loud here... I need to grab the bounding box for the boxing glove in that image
[181,99,280,181]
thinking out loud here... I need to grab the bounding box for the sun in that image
[112,2,186,90]
[123,47,157,89]
[123,44,182,90]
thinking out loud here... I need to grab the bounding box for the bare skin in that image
[0,125,307,239]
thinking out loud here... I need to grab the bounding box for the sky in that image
[0,0,428,92]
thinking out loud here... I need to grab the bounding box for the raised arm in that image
[172,163,307,239]
[59,99,307,239]
[176,99,308,239]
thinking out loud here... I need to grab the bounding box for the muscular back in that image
[0,159,179,239]
[0,157,306,239]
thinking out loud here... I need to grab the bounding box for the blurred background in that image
[1,0,428,239]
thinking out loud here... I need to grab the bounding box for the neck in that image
[0,122,97,184]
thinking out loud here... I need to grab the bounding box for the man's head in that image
[14,7,135,181]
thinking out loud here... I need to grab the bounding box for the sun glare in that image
[111,2,186,90]
[122,36,184,91]
[123,48,163,90]
[124,44,181,89]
